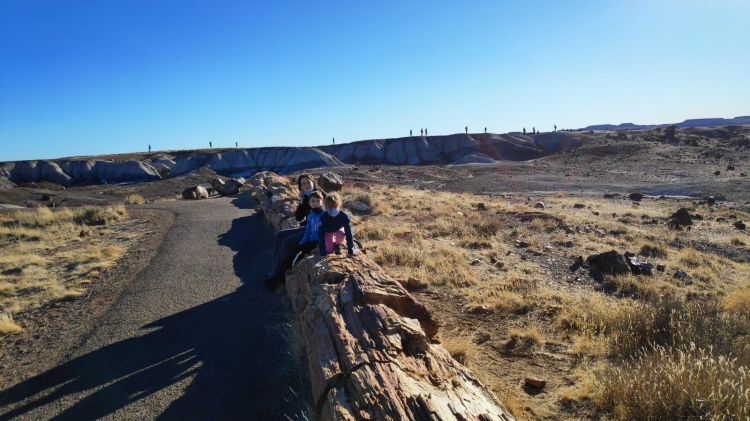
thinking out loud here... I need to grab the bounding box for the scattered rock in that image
[467,304,491,315]
[656,264,666,272]
[727,165,735,171]
[533,201,545,209]
[182,185,209,200]
[569,256,584,272]
[347,200,372,214]
[703,196,716,206]
[624,252,653,276]
[586,250,630,278]
[514,240,530,248]
[524,377,547,389]
[629,192,644,202]
[714,170,721,176]
[400,277,426,291]
[211,177,244,195]
[474,332,491,345]
[741,173,747,177]
[476,202,487,211]
[667,208,693,230]
[603,193,620,199]
[470,259,482,266]
[573,203,586,209]
[735,221,747,231]
[673,270,691,283]
[317,171,344,191]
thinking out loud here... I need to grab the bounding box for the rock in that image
[256,171,513,420]
[569,256,584,272]
[586,250,630,276]
[317,171,344,191]
[524,377,547,389]
[735,220,747,230]
[474,332,491,345]
[629,192,644,202]
[727,165,735,171]
[703,196,716,205]
[347,200,371,214]
[211,177,244,195]
[657,264,666,272]
[624,252,653,276]
[182,185,209,200]
[467,304,492,315]
[667,208,693,229]
[603,193,620,199]
[470,259,482,266]
[514,240,530,248]
[533,201,545,209]
[741,173,747,177]
[714,170,721,176]
[573,203,586,209]
[476,202,487,211]
[674,270,691,283]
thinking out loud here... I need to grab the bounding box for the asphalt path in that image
[0,196,311,420]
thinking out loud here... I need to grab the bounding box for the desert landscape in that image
[1,123,749,419]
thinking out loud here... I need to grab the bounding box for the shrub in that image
[74,206,126,226]
[596,344,750,420]
[442,336,476,367]
[124,194,145,205]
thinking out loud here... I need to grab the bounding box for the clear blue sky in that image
[1,0,748,161]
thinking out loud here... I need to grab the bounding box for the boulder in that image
[257,171,514,421]
[667,208,693,229]
[211,177,245,195]
[533,201,545,209]
[317,171,344,192]
[735,220,747,231]
[624,252,653,276]
[586,250,631,277]
[182,185,209,200]
[629,192,644,202]
[346,200,371,214]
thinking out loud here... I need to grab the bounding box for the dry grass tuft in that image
[596,344,750,420]
[442,335,477,367]
[124,193,146,205]
[506,326,545,352]
[0,313,22,336]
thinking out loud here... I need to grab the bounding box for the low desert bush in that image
[442,335,477,367]
[596,344,750,420]
[124,193,145,205]
[506,326,545,352]
[0,313,22,336]
[638,241,668,258]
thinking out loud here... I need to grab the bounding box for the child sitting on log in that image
[318,193,355,256]
[298,191,325,253]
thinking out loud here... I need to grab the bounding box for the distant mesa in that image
[0,132,582,188]
[581,115,750,131]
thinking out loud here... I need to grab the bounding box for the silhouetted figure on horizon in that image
[554,125,557,132]
[209,141,212,149]
[332,137,335,145]
[235,141,238,148]
[420,128,423,136]
[148,144,151,153]
[410,129,412,136]
[484,127,487,134]
[523,127,526,135]
[465,126,468,134]
[425,128,428,136]
[532,127,536,134]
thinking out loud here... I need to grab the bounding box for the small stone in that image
[514,240,529,248]
[474,332,491,345]
[470,259,482,266]
[524,377,546,389]
[656,264,666,272]
[476,203,487,211]
[467,305,491,315]
[714,170,721,176]
[727,165,735,171]
[573,203,586,209]
[533,201,545,209]
[735,221,747,231]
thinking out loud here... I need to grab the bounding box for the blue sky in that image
[1,0,748,161]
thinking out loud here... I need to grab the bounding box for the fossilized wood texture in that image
[249,171,514,421]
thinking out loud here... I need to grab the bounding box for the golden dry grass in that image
[346,182,750,419]
[124,193,146,205]
[0,205,139,336]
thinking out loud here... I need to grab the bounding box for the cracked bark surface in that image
[248,171,514,421]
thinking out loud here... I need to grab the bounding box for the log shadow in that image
[0,212,310,420]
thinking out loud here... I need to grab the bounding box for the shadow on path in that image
[0,211,310,420]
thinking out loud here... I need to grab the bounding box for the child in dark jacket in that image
[318,193,355,256]
[299,191,325,253]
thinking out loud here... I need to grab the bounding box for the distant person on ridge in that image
[554,125,557,132]
[420,128,423,136]
[425,128,428,136]
[485,127,487,134]
[318,193,355,257]
[523,127,526,135]
[465,126,468,134]
[209,141,212,148]
[332,137,335,145]
[410,129,412,136]
[235,141,238,148]
[148,144,151,153]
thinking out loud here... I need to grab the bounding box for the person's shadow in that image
[0,209,311,420]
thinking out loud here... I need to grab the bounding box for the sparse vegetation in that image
[0,205,140,335]
[124,193,146,205]
[349,182,750,420]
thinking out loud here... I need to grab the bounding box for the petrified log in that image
[249,171,514,421]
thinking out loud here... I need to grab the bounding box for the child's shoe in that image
[334,244,342,255]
